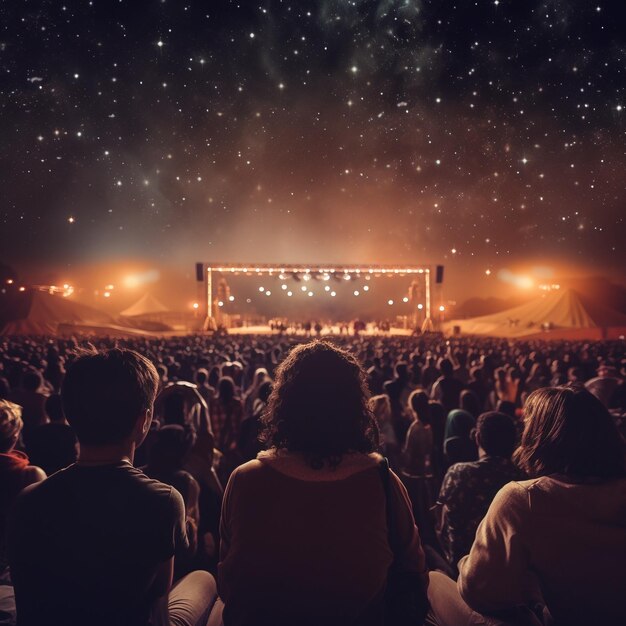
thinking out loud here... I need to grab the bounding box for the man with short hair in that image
[436,411,522,569]
[9,348,216,626]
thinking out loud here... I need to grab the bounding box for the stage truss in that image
[200,263,435,330]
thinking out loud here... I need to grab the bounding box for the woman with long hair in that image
[217,341,428,625]
[428,385,626,626]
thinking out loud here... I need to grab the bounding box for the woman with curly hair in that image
[428,385,626,626]
[216,341,428,626]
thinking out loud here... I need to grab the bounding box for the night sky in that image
[1,0,625,302]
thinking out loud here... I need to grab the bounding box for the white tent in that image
[119,293,169,317]
[445,289,626,339]
[1,291,116,336]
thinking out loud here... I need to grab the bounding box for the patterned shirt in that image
[437,456,523,566]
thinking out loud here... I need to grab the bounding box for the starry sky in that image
[1,0,625,303]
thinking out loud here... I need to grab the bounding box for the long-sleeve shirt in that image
[457,476,626,626]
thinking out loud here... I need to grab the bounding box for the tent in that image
[1,291,117,336]
[444,289,626,340]
[120,293,170,317]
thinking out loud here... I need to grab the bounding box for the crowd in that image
[0,332,625,626]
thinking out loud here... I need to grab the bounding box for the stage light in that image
[192,302,199,309]
[218,301,224,307]
[19,286,26,292]
[439,305,445,312]
[287,291,293,296]
[308,291,314,297]
[324,285,330,292]
[330,291,336,297]
[229,295,235,301]
[402,297,409,303]
[417,303,424,310]
[354,290,360,296]
[265,290,271,296]
[281,284,287,290]
[6,279,13,284]
[301,286,307,292]
[259,286,265,292]
[363,285,369,291]
[388,299,394,305]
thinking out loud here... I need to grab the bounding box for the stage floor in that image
[226,325,413,336]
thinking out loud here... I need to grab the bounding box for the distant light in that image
[417,303,424,310]
[258,286,265,292]
[287,291,293,296]
[485,269,491,275]
[354,290,360,296]
[228,295,235,301]
[324,285,330,292]
[192,302,199,309]
[308,291,314,297]
[330,291,336,297]
[439,305,445,312]
[403,297,409,303]
[218,301,224,307]
[265,290,271,296]
[103,291,111,298]
[68,216,75,223]
[157,40,164,47]
[388,299,394,305]
[303,273,311,281]
[451,248,457,254]
[363,285,369,291]
[617,104,623,112]
[249,32,255,38]
[7,279,14,285]
[301,286,307,292]
[281,284,287,290]
[19,286,26,292]
[343,274,351,280]
[246,298,252,303]
[105,284,114,290]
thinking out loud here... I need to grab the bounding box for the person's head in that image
[45,394,65,423]
[409,390,431,425]
[394,362,408,381]
[496,400,516,418]
[195,368,208,386]
[369,394,391,424]
[257,380,273,405]
[218,376,236,403]
[446,409,475,440]
[61,348,159,448]
[261,341,377,468]
[517,386,625,479]
[0,400,23,453]
[439,358,454,377]
[147,424,195,472]
[474,411,517,458]
[163,390,186,426]
[460,389,481,418]
[22,368,43,392]
[253,368,269,386]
